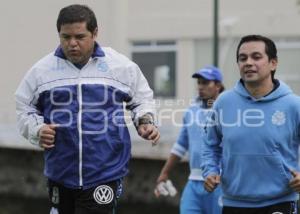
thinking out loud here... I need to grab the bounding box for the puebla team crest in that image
[271,111,286,126]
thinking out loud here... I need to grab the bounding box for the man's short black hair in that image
[57,4,98,33]
[236,35,277,62]
[236,35,278,78]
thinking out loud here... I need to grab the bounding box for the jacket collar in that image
[54,42,105,60]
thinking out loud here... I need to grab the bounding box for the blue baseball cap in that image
[192,66,223,82]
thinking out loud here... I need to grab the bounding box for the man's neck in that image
[202,94,219,108]
[244,80,274,99]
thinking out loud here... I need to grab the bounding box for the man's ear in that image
[93,27,98,38]
[215,82,222,91]
[270,58,278,72]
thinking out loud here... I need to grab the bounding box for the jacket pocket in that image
[222,154,292,201]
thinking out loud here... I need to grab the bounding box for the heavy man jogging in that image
[15,4,159,214]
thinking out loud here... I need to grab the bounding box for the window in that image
[132,41,176,97]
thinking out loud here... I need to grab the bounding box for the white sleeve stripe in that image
[170,143,187,158]
[171,149,185,158]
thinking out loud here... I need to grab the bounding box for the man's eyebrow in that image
[238,51,262,56]
[238,53,247,57]
[251,52,263,55]
[60,33,86,37]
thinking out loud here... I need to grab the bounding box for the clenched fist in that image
[38,124,58,149]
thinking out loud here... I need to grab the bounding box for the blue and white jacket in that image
[171,98,210,181]
[201,80,300,207]
[15,44,155,189]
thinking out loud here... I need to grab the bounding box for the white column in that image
[108,0,130,56]
[176,40,196,100]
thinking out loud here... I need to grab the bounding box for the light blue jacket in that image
[171,99,210,181]
[202,80,300,207]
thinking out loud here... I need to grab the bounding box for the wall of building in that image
[1,1,300,212]
[2,0,300,150]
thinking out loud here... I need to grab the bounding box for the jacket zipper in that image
[78,80,83,187]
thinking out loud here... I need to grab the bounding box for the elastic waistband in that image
[189,168,204,181]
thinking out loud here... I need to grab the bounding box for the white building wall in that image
[2,0,300,154]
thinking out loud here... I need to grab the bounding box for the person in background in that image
[155,65,224,214]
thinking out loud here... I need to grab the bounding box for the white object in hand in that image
[156,180,177,197]
[156,181,169,196]
[165,180,177,197]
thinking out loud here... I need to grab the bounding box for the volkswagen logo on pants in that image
[93,185,114,204]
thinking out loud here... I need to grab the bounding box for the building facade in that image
[2,0,300,156]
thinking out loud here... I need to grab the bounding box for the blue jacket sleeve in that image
[171,111,189,158]
[201,108,223,178]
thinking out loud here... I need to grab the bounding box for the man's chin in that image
[67,57,82,64]
[200,97,209,101]
[243,79,258,84]
[242,76,258,82]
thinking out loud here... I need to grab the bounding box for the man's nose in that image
[245,57,254,65]
[198,84,204,89]
[69,38,78,47]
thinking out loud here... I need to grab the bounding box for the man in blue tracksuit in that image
[155,66,224,214]
[202,35,300,214]
[15,4,160,214]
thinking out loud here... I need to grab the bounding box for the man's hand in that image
[289,170,300,192]
[156,172,168,184]
[154,172,168,197]
[204,174,220,192]
[137,124,160,145]
[38,124,58,149]
[154,179,177,198]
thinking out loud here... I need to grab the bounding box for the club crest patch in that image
[97,62,109,72]
[93,185,114,204]
[271,111,286,126]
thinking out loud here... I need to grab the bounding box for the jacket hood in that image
[233,79,292,102]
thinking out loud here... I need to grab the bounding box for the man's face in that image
[197,77,220,100]
[59,22,97,65]
[237,41,277,85]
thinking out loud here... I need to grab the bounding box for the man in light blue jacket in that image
[202,35,300,214]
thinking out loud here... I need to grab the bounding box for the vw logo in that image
[93,185,114,204]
